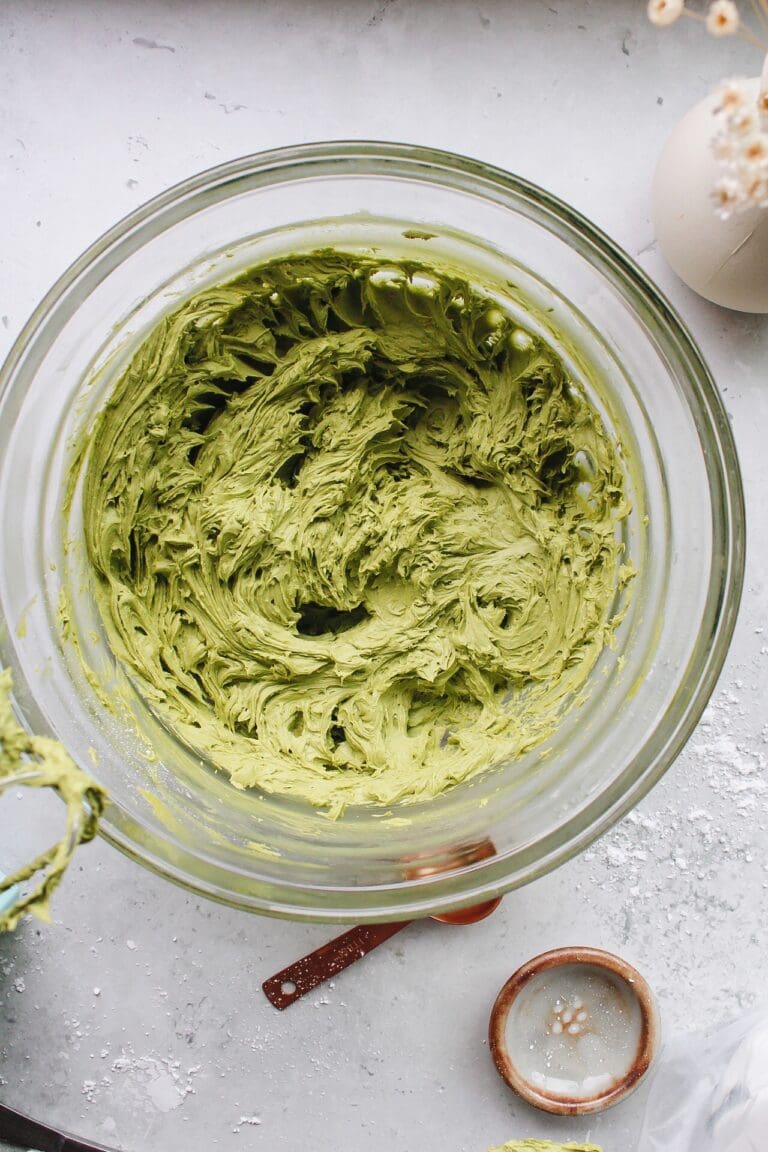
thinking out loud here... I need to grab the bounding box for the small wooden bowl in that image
[489,946,660,1115]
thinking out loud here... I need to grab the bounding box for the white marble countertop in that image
[1,2,767,1149]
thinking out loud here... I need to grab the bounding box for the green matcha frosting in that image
[77,250,630,815]
[0,667,105,931]
[488,1142,602,1152]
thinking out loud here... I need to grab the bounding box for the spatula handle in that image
[263,920,412,1009]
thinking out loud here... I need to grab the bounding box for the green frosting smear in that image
[488,1143,602,1152]
[78,250,631,815]
[0,668,106,931]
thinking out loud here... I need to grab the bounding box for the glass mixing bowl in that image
[0,142,744,922]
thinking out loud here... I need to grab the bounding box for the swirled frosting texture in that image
[79,251,631,815]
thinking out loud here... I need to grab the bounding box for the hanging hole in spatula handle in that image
[263,919,412,1009]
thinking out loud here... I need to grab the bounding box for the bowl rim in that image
[0,140,746,922]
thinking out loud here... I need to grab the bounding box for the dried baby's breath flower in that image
[648,0,767,50]
[646,0,768,217]
[744,172,768,204]
[742,132,768,165]
[713,175,744,217]
[729,104,761,133]
[647,0,685,25]
[711,75,768,214]
[715,78,749,111]
[706,0,741,36]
